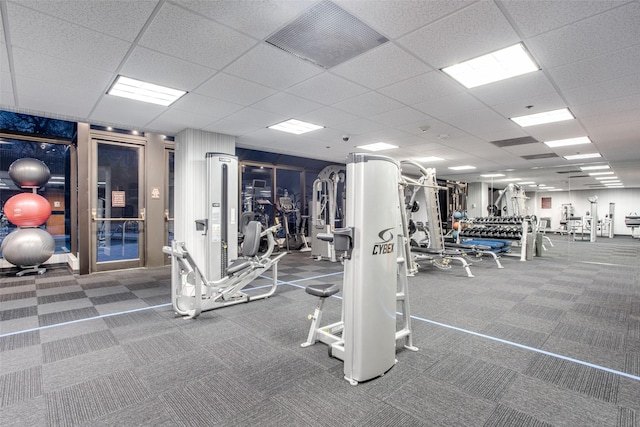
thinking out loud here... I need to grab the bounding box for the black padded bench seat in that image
[305,283,340,298]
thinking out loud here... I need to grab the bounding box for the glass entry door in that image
[91,139,145,271]
[164,149,174,265]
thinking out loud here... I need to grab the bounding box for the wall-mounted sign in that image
[151,187,160,199]
[112,191,126,207]
[541,197,552,209]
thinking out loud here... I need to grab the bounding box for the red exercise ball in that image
[4,193,52,227]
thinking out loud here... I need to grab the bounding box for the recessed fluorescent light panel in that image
[563,153,601,160]
[544,136,591,148]
[588,172,614,176]
[107,75,186,106]
[580,165,610,170]
[414,156,444,162]
[595,176,618,180]
[357,142,399,152]
[511,108,574,127]
[268,119,324,134]
[519,181,535,185]
[448,165,476,171]
[441,43,539,89]
[480,173,505,178]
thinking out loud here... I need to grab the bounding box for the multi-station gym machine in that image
[310,165,345,262]
[301,153,417,385]
[163,153,286,319]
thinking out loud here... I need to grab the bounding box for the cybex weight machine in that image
[163,153,286,319]
[301,153,417,385]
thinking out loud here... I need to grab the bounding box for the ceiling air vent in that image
[568,175,590,178]
[489,136,538,147]
[556,170,581,174]
[521,153,559,160]
[266,0,388,69]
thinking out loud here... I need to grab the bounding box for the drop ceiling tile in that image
[563,73,640,107]
[370,107,431,127]
[336,0,474,38]
[121,47,217,92]
[251,92,323,117]
[196,73,276,106]
[334,117,388,135]
[379,71,463,106]
[501,142,550,156]
[333,92,404,118]
[398,1,520,68]
[0,41,14,106]
[501,0,624,38]
[356,128,415,145]
[223,43,323,90]
[145,108,218,134]
[139,2,257,70]
[489,92,566,119]
[526,2,640,68]
[298,106,360,127]
[15,74,99,118]
[12,46,113,95]
[400,141,449,155]
[441,108,517,138]
[404,143,468,160]
[285,73,368,105]
[396,117,465,139]
[14,0,156,42]
[170,93,243,119]
[7,2,130,72]
[547,45,640,92]
[332,43,431,90]
[470,71,556,107]
[1,65,15,105]
[413,92,485,119]
[524,120,588,143]
[205,107,287,137]
[179,0,315,39]
[583,108,640,130]
[90,96,166,129]
[572,94,640,119]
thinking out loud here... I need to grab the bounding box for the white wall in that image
[527,188,640,236]
[467,182,488,218]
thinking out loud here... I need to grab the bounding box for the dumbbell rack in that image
[457,216,535,260]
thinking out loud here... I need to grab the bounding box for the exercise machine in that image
[277,192,310,252]
[163,153,286,319]
[625,212,640,239]
[493,183,528,217]
[401,162,504,276]
[310,165,345,262]
[301,153,417,385]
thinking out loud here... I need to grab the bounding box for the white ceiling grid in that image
[0,0,638,190]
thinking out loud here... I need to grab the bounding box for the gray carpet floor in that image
[0,234,639,426]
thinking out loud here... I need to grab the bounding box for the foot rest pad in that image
[305,283,340,298]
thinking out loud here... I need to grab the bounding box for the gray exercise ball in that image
[1,228,55,266]
[8,158,51,188]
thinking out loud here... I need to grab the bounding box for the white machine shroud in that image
[343,154,398,382]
